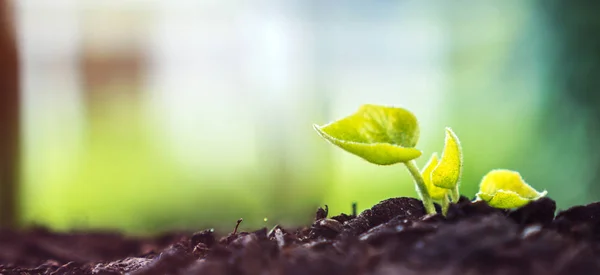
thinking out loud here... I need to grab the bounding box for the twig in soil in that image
[233,218,243,235]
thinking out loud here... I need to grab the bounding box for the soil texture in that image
[2,197,600,275]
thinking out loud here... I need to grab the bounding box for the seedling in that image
[476,169,547,209]
[430,128,463,202]
[421,153,451,214]
[313,104,463,214]
[314,104,546,215]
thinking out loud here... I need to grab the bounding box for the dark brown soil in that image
[2,197,600,275]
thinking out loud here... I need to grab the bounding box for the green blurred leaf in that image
[476,169,547,209]
[421,153,448,201]
[431,128,463,189]
[313,104,421,165]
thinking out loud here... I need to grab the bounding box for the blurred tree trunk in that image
[0,0,20,229]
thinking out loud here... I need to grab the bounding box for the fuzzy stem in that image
[404,160,436,214]
[450,186,460,202]
[441,195,449,216]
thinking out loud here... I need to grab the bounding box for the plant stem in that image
[441,195,449,216]
[450,186,460,202]
[404,160,436,214]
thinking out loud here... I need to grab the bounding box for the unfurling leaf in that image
[431,128,463,189]
[313,104,421,165]
[421,153,448,201]
[476,169,547,209]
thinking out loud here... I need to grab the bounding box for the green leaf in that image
[431,128,463,189]
[313,104,421,165]
[421,153,448,201]
[476,169,547,209]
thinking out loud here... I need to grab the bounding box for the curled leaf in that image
[421,153,448,201]
[313,104,421,165]
[476,169,547,209]
[431,128,463,189]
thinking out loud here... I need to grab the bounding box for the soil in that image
[2,197,600,275]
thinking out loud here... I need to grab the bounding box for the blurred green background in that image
[10,1,600,234]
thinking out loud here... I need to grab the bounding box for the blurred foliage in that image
[540,0,600,203]
[18,1,600,234]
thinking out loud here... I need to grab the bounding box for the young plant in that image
[419,128,463,214]
[421,153,451,214]
[476,169,547,209]
[430,128,463,203]
[313,104,463,214]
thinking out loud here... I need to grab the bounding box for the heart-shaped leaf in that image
[431,128,463,189]
[476,169,547,209]
[313,104,421,165]
[421,153,448,201]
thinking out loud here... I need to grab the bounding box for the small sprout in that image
[421,153,448,201]
[418,127,464,213]
[313,104,422,165]
[421,153,450,215]
[476,169,547,209]
[430,128,463,202]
